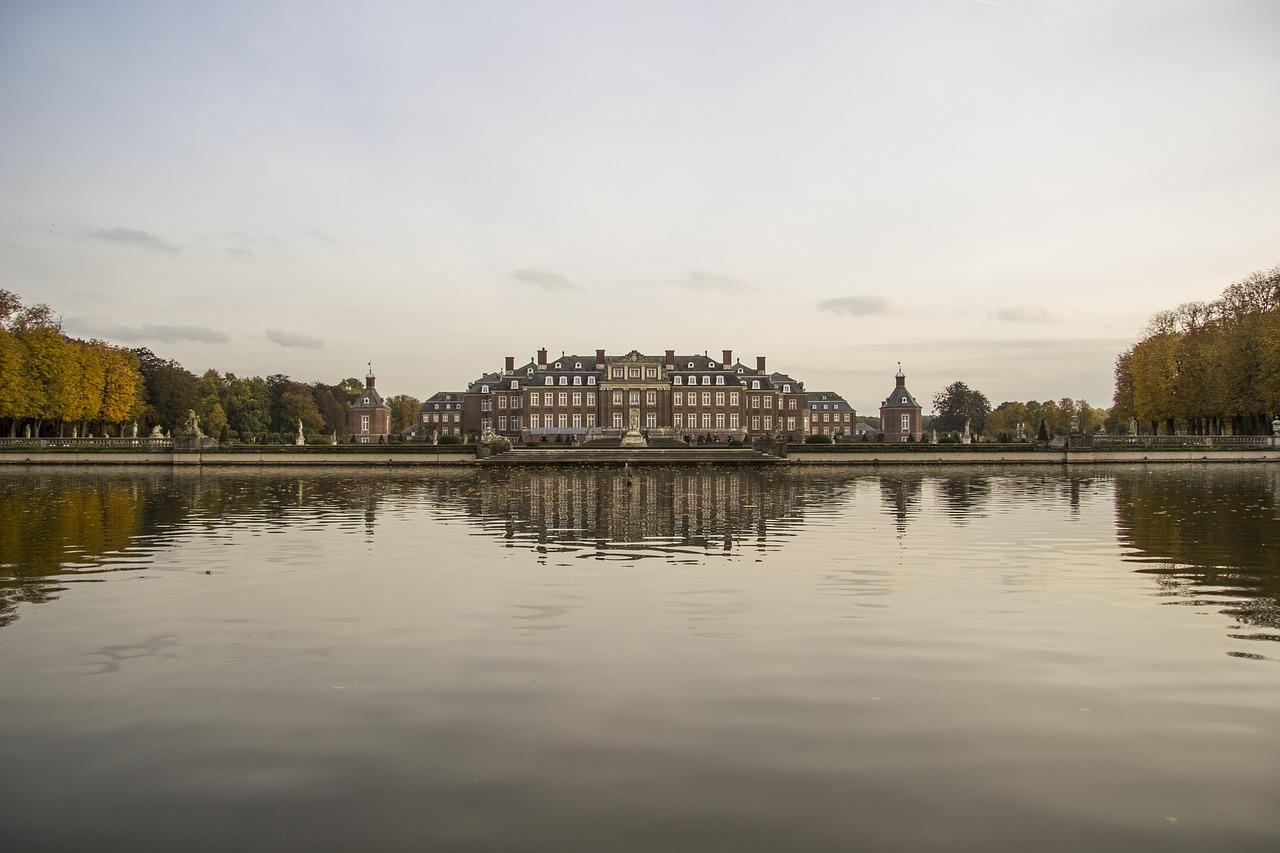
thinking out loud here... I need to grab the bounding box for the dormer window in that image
[708,362,714,368]
[751,381,760,389]
[511,381,519,390]
[555,362,562,369]
[545,376,554,385]
[480,386,489,394]
[736,367,744,374]
[687,362,694,368]
[702,376,710,385]
[575,362,581,369]
[527,368,533,376]
[573,376,582,385]
[673,376,682,385]
[783,384,790,393]
[716,376,724,385]
[901,396,907,403]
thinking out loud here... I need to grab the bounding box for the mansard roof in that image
[351,385,388,410]
[881,371,921,409]
[807,391,854,411]
[420,391,466,412]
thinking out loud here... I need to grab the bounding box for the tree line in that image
[1112,264,1280,435]
[0,290,421,441]
[930,380,1109,441]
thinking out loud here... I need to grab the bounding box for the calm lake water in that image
[1,464,1277,852]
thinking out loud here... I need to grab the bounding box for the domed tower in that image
[347,364,391,443]
[880,364,923,442]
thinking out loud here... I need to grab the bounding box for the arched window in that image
[480,386,489,394]
[574,362,581,369]
[751,381,760,389]
[673,376,682,385]
[716,376,725,385]
[511,381,519,390]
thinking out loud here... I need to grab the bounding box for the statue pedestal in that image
[619,429,648,448]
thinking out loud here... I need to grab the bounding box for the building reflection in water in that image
[3,466,1278,647]
[418,467,850,562]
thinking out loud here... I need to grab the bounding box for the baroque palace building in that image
[418,347,835,444]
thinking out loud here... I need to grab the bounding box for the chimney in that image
[665,349,675,368]
[756,356,766,372]
[596,349,606,369]
[537,348,547,369]
[722,349,733,367]
[504,356,515,375]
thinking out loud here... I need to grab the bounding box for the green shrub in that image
[805,434,834,445]
[438,434,462,445]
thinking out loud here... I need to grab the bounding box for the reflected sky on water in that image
[1,465,1278,851]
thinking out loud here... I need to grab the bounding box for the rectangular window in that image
[764,396,772,408]
[646,368,657,378]
[498,416,507,430]
[558,393,568,406]
[789,399,797,409]
[674,414,683,429]
[902,414,910,430]
[613,413,623,428]
[629,367,641,378]
[716,413,725,429]
[361,415,370,432]
[763,416,772,430]
[572,392,581,406]
[498,396,507,409]
[613,392,623,405]
[646,413,656,428]
[729,393,739,406]
[558,414,568,428]
[824,413,830,422]
[701,414,711,429]
[454,414,460,423]
[586,393,595,405]
[613,368,622,378]
[586,414,595,427]
[646,391,656,404]
[530,392,539,406]
[701,392,710,406]
[715,392,725,406]
[630,391,640,405]
[673,392,682,406]
[787,417,795,430]
[751,416,760,431]
[730,414,739,429]
[751,396,759,408]
[572,414,582,428]
[531,414,540,429]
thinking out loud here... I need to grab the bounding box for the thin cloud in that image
[88,227,180,254]
[816,296,891,317]
[511,267,580,292]
[225,246,252,259]
[993,306,1056,323]
[66,316,229,343]
[306,227,335,243]
[669,270,756,293]
[266,328,325,349]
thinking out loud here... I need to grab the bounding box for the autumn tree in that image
[386,394,422,436]
[931,381,991,434]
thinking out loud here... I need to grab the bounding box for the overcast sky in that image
[2,0,1276,413]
